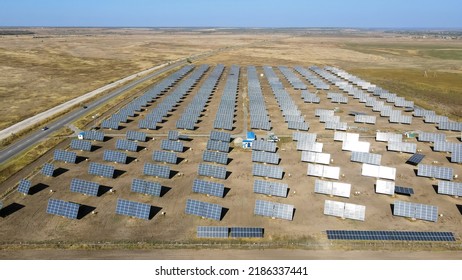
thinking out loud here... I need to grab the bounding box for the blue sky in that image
[0,0,461,28]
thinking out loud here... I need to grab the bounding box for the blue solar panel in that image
[126,130,147,142]
[115,199,151,220]
[192,178,225,197]
[70,139,92,151]
[131,178,162,197]
[53,149,77,163]
[46,198,80,219]
[88,162,115,178]
[161,140,184,152]
[143,163,171,178]
[326,230,455,241]
[153,150,178,164]
[70,178,99,196]
[203,150,228,165]
[198,163,227,179]
[407,154,425,165]
[82,130,104,141]
[103,150,128,164]
[185,199,222,220]
[206,140,229,153]
[394,186,414,195]
[116,139,138,152]
[230,227,264,238]
[17,179,31,195]
[41,163,55,176]
[197,226,229,238]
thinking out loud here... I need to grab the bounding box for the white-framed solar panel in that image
[252,150,280,165]
[361,164,396,180]
[301,151,331,165]
[254,199,294,221]
[376,132,403,142]
[437,181,462,196]
[334,132,359,142]
[314,179,351,198]
[315,109,334,117]
[253,179,288,197]
[452,149,462,163]
[350,152,382,165]
[319,115,340,123]
[296,141,323,152]
[344,203,366,221]
[307,164,340,180]
[355,115,376,124]
[387,141,417,154]
[375,179,395,195]
[323,200,344,218]
[438,122,462,131]
[252,140,277,153]
[417,164,453,180]
[418,132,446,142]
[342,141,370,153]
[393,200,438,222]
[292,132,317,142]
[325,121,347,131]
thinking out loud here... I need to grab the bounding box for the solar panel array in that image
[126,130,147,142]
[185,199,223,220]
[46,198,80,219]
[301,151,331,164]
[192,178,225,197]
[203,150,228,165]
[293,66,330,90]
[342,141,371,153]
[254,199,294,220]
[143,163,171,178]
[351,151,382,165]
[425,114,448,124]
[131,178,162,197]
[323,200,366,221]
[198,163,227,179]
[252,150,280,165]
[334,132,359,142]
[153,150,177,164]
[251,140,277,153]
[354,114,376,124]
[53,149,77,163]
[417,164,453,180]
[437,181,462,196]
[248,66,271,130]
[393,200,438,222]
[314,179,351,198]
[206,140,230,153]
[161,140,184,152]
[214,65,240,130]
[407,153,425,165]
[70,139,92,151]
[293,132,317,142]
[17,179,31,195]
[116,139,138,152]
[433,141,461,153]
[451,147,462,163]
[88,162,115,178]
[197,226,264,238]
[307,164,340,180]
[375,179,395,195]
[70,178,100,196]
[387,141,417,154]
[296,141,323,152]
[115,199,151,220]
[376,132,402,142]
[252,163,283,179]
[103,150,127,164]
[253,179,288,197]
[394,186,415,195]
[197,226,229,238]
[326,230,455,241]
[41,163,55,177]
[361,164,396,180]
[438,121,462,131]
[418,132,446,142]
[278,66,307,90]
[82,130,104,141]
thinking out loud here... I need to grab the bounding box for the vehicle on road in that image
[41,126,49,131]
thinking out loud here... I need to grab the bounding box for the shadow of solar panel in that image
[395,186,414,195]
[252,150,280,165]
[46,198,79,219]
[115,199,151,220]
[116,139,138,152]
[253,179,288,197]
[210,131,231,142]
[251,140,277,153]
[161,140,184,152]
[407,154,425,165]
[53,149,77,163]
[326,230,455,241]
[437,181,462,196]
[153,150,177,164]
[103,150,127,164]
[70,139,92,151]
[82,130,104,141]
[185,199,222,220]
[252,164,283,179]
[126,130,147,142]
[417,164,453,180]
[197,226,229,238]
[70,178,99,196]
[41,163,55,176]
[17,179,31,195]
[88,162,115,178]
[393,200,438,222]
[192,178,225,197]
[254,199,294,220]
[230,227,264,238]
[143,163,170,178]
[351,152,382,165]
[203,150,228,165]
[206,140,230,153]
[131,178,162,196]
[198,163,227,179]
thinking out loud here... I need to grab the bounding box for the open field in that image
[0,28,461,259]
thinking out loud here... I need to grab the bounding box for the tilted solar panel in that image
[131,178,162,196]
[254,199,294,220]
[185,199,223,220]
[197,226,229,238]
[41,163,55,176]
[46,198,80,219]
[70,178,99,196]
[17,179,31,195]
[192,178,225,197]
[153,150,178,164]
[88,162,115,178]
[253,179,288,197]
[115,199,151,220]
[143,163,171,178]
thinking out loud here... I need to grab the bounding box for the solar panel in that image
[167,130,179,141]
[393,200,438,222]
[82,130,104,141]
[206,140,229,153]
[126,130,147,142]
[452,149,462,163]
[116,139,138,152]
[406,153,425,165]
[185,199,223,220]
[192,178,225,197]
[198,163,227,179]
[314,179,351,198]
[131,178,162,196]
[375,179,395,195]
[395,186,414,195]
[437,181,462,197]
[161,140,184,152]
[153,150,178,164]
[252,163,283,179]
[17,179,31,195]
[433,142,462,152]
[418,132,446,142]
[70,178,100,196]
[325,121,347,131]
[417,164,453,180]
[253,179,288,197]
[307,164,340,180]
[46,198,79,219]
[41,163,55,176]
[252,150,280,165]
[361,164,396,180]
[342,141,370,153]
[350,152,382,165]
[292,132,317,142]
[88,162,115,178]
[438,121,462,131]
[203,150,228,165]
[210,131,231,142]
[197,226,229,238]
[254,199,294,220]
[70,139,92,151]
[296,141,323,152]
[376,132,402,142]
[326,230,455,241]
[143,163,171,178]
[387,141,417,154]
[230,227,264,238]
[115,199,151,220]
[355,115,376,124]
[53,149,77,163]
[323,200,365,221]
[301,151,331,164]
[103,150,127,164]
[252,140,277,153]
[334,132,359,142]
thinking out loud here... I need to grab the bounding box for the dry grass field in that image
[0,28,461,258]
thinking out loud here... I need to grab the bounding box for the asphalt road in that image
[0,61,185,164]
